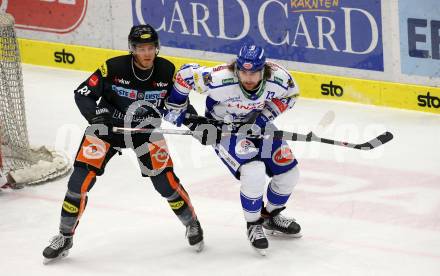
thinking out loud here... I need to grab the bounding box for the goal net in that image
[0,13,70,186]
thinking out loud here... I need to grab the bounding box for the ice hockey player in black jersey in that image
[42,24,204,264]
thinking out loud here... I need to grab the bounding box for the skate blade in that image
[192,240,204,252]
[266,230,302,238]
[253,247,267,256]
[43,250,69,265]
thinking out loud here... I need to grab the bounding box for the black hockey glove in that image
[89,108,112,125]
[88,108,112,135]
[191,123,223,145]
[127,105,162,129]
[184,114,224,145]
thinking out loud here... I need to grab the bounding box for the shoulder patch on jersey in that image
[222,77,234,85]
[274,76,283,85]
[193,71,200,84]
[88,74,99,87]
[99,63,108,77]
[203,72,212,85]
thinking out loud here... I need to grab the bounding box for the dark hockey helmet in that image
[236,45,266,72]
[128,24,159,50]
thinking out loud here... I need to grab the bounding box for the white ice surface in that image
[1,65,440,276]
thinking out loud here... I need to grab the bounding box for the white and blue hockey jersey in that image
[169,62,300,123]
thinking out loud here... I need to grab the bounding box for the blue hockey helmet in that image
[236,45,266,72]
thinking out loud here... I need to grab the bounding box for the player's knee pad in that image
[67,166,97,194]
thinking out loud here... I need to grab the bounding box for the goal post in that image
[0,12,70,186]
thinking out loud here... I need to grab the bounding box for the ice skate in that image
[42,234,73,264]
[186,219,204,252]
[262,207,302,238]
[247,218,268,256]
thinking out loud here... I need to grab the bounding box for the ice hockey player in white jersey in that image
[164,45,302,255]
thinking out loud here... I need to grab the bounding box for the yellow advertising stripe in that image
[292,72,440,114]
[17,38,440,114]
[17,38,220,72]
[18,38,126,71]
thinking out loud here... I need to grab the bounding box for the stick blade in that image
[354,131,394,150]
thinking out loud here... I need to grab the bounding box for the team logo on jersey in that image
[235,139,258,155]
[272,145,295,166]
[88,74,99,87]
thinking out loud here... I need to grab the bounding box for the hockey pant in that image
[59,127,197,235]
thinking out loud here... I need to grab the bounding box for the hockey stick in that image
[271,130,393,150]
[183,114,394,150]
[112,124,393,151]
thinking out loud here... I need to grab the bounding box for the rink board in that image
[18,38,440,115]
